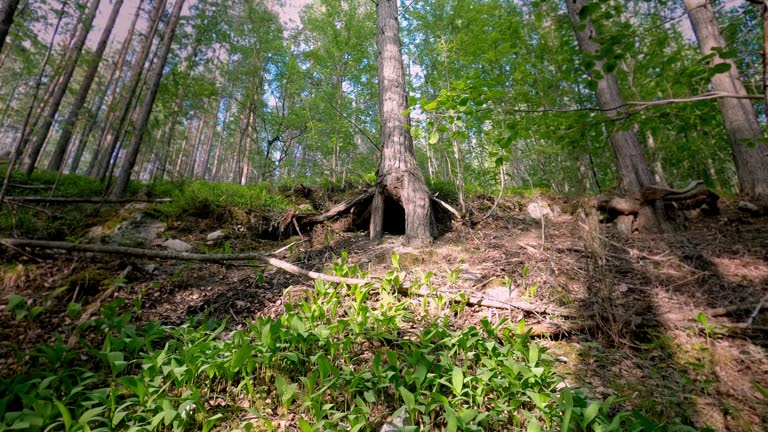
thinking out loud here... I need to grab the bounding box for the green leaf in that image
[451,366,464,394]
[398,386,416,409]
[444,404,458,432]
[428,130,439,145]
[298,418,313,432]
[78,406,105,424]
[53,400,72,432]
[710,62,731,74]
[583,401,601,425]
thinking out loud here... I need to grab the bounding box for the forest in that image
[0,0,767,430]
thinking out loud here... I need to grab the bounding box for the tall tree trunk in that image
[112,0,185,197]
[371,0,435,245]
[85,0,145,177]
[47,0,126,172]
[685,0,768,205]
[0,0,20,54]
[565,0,655,195]
[0,0,67,207]
[22,0,101,175]
[93,0,166,182]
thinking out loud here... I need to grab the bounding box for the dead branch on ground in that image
[0,238,368,285]
[3,196,173,204]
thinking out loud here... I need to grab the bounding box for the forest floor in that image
[1,183,767,431]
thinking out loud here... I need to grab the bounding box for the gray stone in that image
[527,202,553,220]
[162,239,193,252]
[206,230,227,241]
[379,407,412,432]
[738,201,760,215]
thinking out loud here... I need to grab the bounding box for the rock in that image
[298,203,316,214]
[379,407,412,432]
[527,202,553,220]
[615,215,634,235]
[206,230,227,241]
[161,239,193,252]
[738,201,761,215]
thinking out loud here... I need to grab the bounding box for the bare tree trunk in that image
[0,1,67,208]
[371,0,435,245]
[23,0,101,175]
[85,0,145,177]
[685,0,768,205]
[112,0,185,197]
[0,0,20,54]
[47,0,126,172]
[93,0,166,182]
[210,105,229,181]
[565,0,655,195]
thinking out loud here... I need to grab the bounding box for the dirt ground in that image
[1,195,767,431]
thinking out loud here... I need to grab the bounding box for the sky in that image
[86,0,312,49]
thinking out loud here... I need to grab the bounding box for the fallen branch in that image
[0,238,368,286]
[3,196,173,204]
[432,196,461,219]
[747,293,768,327]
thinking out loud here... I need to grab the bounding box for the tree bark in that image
[0,0,67,208]
[565,0,655,195]
[93,0,166,182]
[85,0,145,177]
[47,0,126,172]
[371,0,435,245]
[22,0,101,175]
[684,0,768,205]
[0,0,20,54]
[112,0,185,198]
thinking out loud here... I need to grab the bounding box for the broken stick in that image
[0,238,367,285]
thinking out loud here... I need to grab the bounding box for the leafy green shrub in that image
[0,254,705,431]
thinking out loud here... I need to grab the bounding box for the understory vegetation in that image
[1,251,705,432]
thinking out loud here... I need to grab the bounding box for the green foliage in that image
[1,255,703,431]
[152,180,290,220]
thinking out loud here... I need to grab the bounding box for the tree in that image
[685,0,768,205]
[112,0,186,197]
[0,0,20,54]
[91,0,167,182]
[371,0,435,245]
[47,0,127,172]
[564,0,656,195]
[22,0,101,175]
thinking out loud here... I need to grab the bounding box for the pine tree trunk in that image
[85,0,145,177]
[371,0,435,245]
[0,0,20,54]
[22,0,101,175]
[565,0,655,195]
[0,0,67,206]
[685,0,768,205]
[94,0,166,182]
[47,0,125,172]
[112,0,185,197]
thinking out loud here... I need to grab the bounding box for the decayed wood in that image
[596,195,641,216]
[0,238,368,285]
[300,189,373,224]
[3,196,172,204]
[596,180,719,221]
